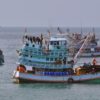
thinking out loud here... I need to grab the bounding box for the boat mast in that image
[22,27,27,43]
[57,27,62,34]
[81,27,83,35]
[92,27,95,34]
[66,28,70,33]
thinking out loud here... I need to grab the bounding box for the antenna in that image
[92,27,95,34]
[57,27,62,34]
[81,27,83,35]
[24,27,27,34]
[66,28,70,33]
[22,27,27,43]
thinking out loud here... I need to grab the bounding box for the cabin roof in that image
[50,37,66,41]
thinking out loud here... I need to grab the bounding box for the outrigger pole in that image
[73,33,92,64]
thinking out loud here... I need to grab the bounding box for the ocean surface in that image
[0,27,100,100]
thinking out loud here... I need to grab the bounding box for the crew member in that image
[92,58,97,65]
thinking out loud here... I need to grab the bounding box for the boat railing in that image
[34,63,71,69]
[19,60,71,69]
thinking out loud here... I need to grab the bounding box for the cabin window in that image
[59,52,62,56]
[64,41,67,45]
[25,43,29,46]
[57,46,60,49]
[38,49,41,51]
[32,44,35,47]
[38,51,41,55]
[50,41,53,45]
[62,41,66,45]
[55,58,57,61]
[50,41,59,46]
[30,55,32,58]
[25,50,28,52]
[51,52,54,55]
[57,41,59,45]
[34,51,37,54]
[54,41,59,45]
[54,41,57,45]
[29,49,32,52]
[55,52,58,55]
[59,41,61,46]
[46,58,49,61]
[64,52,66,54]
[50,58,53,61]
[23,54,28,57]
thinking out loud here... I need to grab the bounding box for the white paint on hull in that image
[13,71,100,83]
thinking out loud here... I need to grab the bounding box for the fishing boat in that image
[0,49,4,65]
[55,27,100,57]
[67,32,100,57]
[13,33,100,83]
[73,62,100,83]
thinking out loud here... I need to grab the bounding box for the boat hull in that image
[13,71,100,83]
[76,78,100,84]
[13,71,68,83]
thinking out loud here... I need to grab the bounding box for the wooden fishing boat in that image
[13,33,100,83]
[67,32,100,57]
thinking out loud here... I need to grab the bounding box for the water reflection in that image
[18,83,72,89]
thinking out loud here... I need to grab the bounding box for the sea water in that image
[0,27,100,100]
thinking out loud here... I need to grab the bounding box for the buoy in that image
[17,65,26,72]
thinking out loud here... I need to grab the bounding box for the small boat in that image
[0,49,4,65]
[13,33,100,83]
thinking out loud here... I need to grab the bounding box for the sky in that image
[0,0,100,27]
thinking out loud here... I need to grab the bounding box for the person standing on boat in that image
[40,33,43,47]
[92,58,97,65]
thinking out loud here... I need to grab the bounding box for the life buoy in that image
[68,78,74,83]
[17,65,26,72]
